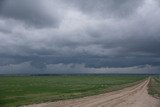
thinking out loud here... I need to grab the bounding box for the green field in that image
[0,75,146,107]
[148,76,160,98]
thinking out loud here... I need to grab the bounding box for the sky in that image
[0,0,160,74]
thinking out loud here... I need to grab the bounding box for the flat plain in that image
[24,78,160,107]
[0,75,145,107]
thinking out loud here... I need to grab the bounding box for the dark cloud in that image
[0,0,160,74]
[65,0,144,18]
[0,62,159,74]
[0,0,5,7]
[0,0,61,28]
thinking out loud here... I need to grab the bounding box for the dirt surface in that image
[23,79,160,107]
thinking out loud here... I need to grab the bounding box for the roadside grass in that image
[0,75,146,107]
[148,76,160,98]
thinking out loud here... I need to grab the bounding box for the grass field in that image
[148,76,160,98]
[0,75,146,107]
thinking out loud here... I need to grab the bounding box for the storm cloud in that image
[0,0,160,74]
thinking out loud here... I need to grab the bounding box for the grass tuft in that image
[148,76,160,99]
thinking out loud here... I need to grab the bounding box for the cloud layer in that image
[0,0,160,74]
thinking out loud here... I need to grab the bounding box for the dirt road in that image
[24,79,160,107]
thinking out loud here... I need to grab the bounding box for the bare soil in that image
[23,79,160,107]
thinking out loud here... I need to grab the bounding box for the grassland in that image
[148,76,160,98]
[0,75,146,107]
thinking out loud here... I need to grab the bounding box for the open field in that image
[0,75,146,107]
[24,78,160,107]
[148,76,160,98]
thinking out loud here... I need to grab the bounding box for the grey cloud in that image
[0,0,160,74]
[0,62,159,74]
[65,0,144,18]
[0,0,62,28]
[0,54,159,70]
